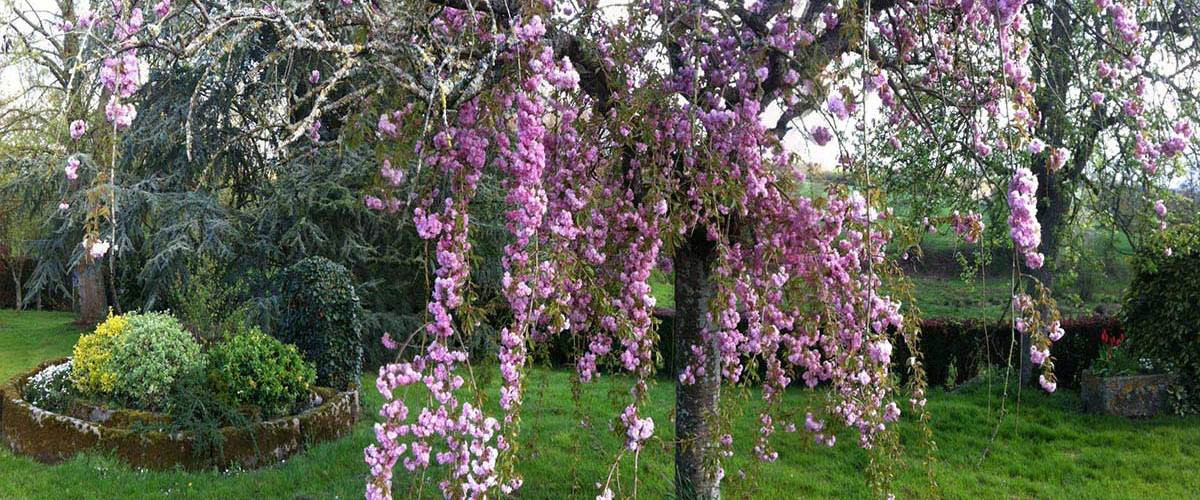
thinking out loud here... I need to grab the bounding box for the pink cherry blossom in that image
[1048,147,1069,171]
[1039,374,1057,393]
[105,97,137,130]
[83,238,110,259]
[1029,345,1049,365]
[1048,321,1065,342]
[1008,167,1042,269]
[69,120,87,140]
[64,158,80,180]
[811,126,833,146]
[827,95,849,120]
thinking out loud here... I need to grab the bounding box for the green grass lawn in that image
[2,309,1199,498]
[908,270,1128,321]
[649,231,1131,322]
[650,269,674,309]
[908,275,1014,321]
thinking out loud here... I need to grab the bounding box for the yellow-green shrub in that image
[71,311,128,395]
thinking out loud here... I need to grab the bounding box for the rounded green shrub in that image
[208,327,316,417]
[276,256,364,390]
[1122,223,1200,413]
[108,312,206,410]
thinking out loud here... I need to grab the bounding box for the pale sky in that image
[1,0,64,98]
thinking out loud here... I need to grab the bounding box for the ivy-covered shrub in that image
[362,313,424,369]
[108,312,206,410]
[1122,223,1200,413]
[71,311,129,396]
[208,327,317,417]
[276,256,364,390]
[24,360,75,411]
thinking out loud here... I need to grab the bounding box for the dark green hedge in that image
[276,256,364,390]
[540,308,1113,389]
[1122,223,1200,411]
[893,315,1119,389]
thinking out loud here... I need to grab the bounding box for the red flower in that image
[1101,329,1125,348]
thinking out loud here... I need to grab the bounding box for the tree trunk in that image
[77,261,107,325]
[674,228,720,499]
[11,266,23,310]
[1021,2,1074,386]
[1019,184,1070,384]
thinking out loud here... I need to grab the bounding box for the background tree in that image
[6,2,512,360]
[2,0,112,322]
[868,0,1198,383]
[0,167,40,309]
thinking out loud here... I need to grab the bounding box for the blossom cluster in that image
[1007,167,1043,269]
[950,211,984,244]
[1013,291,1065,392]
[366,97,499,499]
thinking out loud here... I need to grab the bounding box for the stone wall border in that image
[0,358,360,470]
[1080,370,1177,417]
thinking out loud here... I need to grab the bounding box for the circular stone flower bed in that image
[0,358,360,470]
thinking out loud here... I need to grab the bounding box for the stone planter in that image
[0,358,361,470]
[1080,371,1176,417]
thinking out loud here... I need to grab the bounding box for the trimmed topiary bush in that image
[1122,223,1200,413]
[276,256,364,390]
[208,327,317,418]
[108,312,206,410]
[71,310,128,396]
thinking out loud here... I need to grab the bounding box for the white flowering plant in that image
[23,360,75,412]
